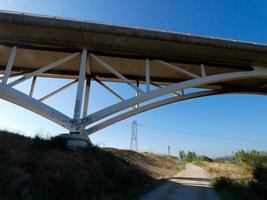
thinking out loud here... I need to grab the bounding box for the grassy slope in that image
[0,131,180,200]
[107,148,181,179]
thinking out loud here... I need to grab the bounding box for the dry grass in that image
[210,161,267,200]
[0,131,153,200]
[198,161,252,180]
[141,152,178,169]
[106,148,182,179]
[0,130,183,200]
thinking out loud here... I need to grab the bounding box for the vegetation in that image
[104,149,183,179]
[197,161,252,180]
[209,150,267,200]
[178,150,213,162]
[233,150,266,167]
[5,129,266,200]
[0,130,182,200]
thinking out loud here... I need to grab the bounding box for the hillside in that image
[0,130,180,200]
[106,148,180,179]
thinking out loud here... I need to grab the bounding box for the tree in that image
[186,151,197,162]
[234,150,262,167]
[179,150,186,160]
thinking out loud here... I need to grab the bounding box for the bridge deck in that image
[0,11,267,88]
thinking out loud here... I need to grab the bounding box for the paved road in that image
[141,163,220,200]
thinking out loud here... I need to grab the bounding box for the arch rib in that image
[79,69,267,129]
[0,85,75,131]
[84,90,221,135]
[85,89,267,135]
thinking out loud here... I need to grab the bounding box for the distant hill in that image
[0,130,179,200]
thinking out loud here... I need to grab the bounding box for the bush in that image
[186,151,197,162]
[30,135,50,151]
[178,150,213,162]
[252,165,267,197]
[212,177,234,190]
[212,177,253,200]
[49,136,67,149]
[179,150,186,160]
[213,150,267,200]
[198,155,213,162]
[234,150,265,167]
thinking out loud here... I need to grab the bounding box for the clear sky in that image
[0,0,267,157]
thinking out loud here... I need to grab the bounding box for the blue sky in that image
[0,0,267,157]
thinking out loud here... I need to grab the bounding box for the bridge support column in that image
[73,49,87,121]
[65,49,91,147]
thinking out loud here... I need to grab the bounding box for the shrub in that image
[213,150,267,200]
[179,150,186,160]
[212,177,234,190]
[212,177,254,200]
[186,151,197,162]
[31,135,50,151]
[198,155,213,162]
[49,136,67,149]
[178,150,213,162]
[234,150,264,167]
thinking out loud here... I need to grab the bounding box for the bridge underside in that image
[1,11,267,138]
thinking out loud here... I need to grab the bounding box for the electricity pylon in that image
[130,120,138,151]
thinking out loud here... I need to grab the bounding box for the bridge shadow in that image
[170,176,211,182]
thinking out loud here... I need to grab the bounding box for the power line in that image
[137,123,266,147]
[138,122,265,145]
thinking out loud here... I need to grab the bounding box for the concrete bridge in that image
[1,11,267,144]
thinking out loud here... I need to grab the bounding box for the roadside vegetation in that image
[196,150,267,200]
[0,130,183,200]
[178,150,213,162]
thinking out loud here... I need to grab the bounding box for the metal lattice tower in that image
[130,120,138,151]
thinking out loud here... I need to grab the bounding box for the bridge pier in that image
[66,49,92,148]
[59,133,92,148]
